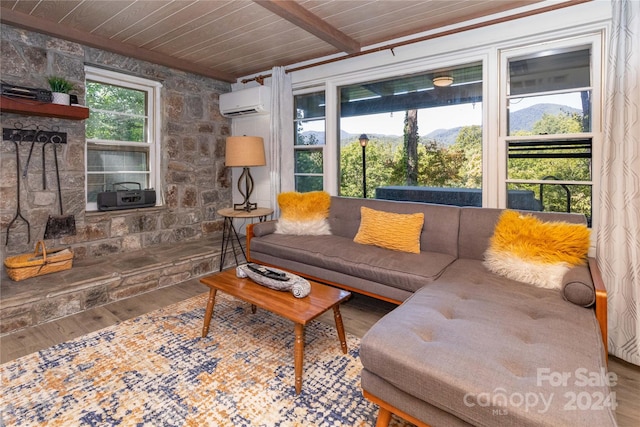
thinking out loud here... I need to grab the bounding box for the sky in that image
[314,92,584,137]
[341,103,482,137]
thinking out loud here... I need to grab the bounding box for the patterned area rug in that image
[1,293,410,426]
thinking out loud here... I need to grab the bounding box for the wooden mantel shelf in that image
[0,96,89,120]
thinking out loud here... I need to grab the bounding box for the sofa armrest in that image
[246,220,277,263]
[588,257,608,357]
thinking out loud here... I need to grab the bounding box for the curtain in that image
[269,67,293,218]
[598,0,640,365]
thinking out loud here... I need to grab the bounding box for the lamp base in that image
[234,167,258,212]
[234,201,258,212]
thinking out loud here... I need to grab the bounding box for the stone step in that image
[0,236,245,335]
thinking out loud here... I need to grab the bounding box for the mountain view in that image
[301,104,582,147]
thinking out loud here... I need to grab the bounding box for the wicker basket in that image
[4,240,74,281]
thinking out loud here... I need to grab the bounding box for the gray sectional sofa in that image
[246,196,616,427]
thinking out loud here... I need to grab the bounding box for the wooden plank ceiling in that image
[0,0,586,83]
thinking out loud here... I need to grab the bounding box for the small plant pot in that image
[51,92,70,105]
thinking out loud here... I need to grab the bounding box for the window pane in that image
[86,80,148,142]
[295,92,325,119]
[339,62,483,203]
[295,149,323,174]
[295,120,325,146]
[508,91,591,135]
[88,148,148,172]
[87,111,147,142]
[295,176,323,192]
[509,48,590,96]
[294,91,325,193]
[508,48,591,136]
[508,139,592,181]
[507,183,592,225]
[86,81,146,115]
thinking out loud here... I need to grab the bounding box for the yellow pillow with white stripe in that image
[275,191,331,235]
[484,210,590,289]
[353,207,424,254]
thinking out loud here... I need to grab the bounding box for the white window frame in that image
[84,66,162,211]
[293,88,327,192]
[498,33,603,233]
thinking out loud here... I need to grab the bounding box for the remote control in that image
[247,263,290,281]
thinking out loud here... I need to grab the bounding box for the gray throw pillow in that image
[562,266,596,307]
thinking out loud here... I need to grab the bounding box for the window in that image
[294,91,325,192]
[84,66,161,211]
[338,62,483,203]
[502,44,596,224]
[287,25,603,228]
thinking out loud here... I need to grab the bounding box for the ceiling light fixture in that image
[433,76,454,87]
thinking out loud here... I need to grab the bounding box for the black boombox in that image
[97,182,156,211]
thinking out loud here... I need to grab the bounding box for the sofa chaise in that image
[246,196,616,427]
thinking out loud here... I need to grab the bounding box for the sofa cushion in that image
[361,259,615,427]
[249,233,455,293]
[275,191,331,235]
[328,197,461,258]
[354,207,424,253]
[484,210,590,289]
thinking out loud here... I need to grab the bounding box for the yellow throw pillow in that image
[484,210,590,289]
[275,191,332,235]
[354,207,424,254]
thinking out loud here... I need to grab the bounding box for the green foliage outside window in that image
[509,111,591,219]
[85,78,152,204]
[86,81,147,142]
[339,111,591,220]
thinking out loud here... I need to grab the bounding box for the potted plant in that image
[47,76,75,105]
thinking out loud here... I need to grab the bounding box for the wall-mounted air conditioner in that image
[219,86,271,117]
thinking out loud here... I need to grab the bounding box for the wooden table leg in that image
[333,305,348,354]
[201,288,217,338]
[294,323,305,394]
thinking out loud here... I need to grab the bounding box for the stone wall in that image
[0,24,232,264]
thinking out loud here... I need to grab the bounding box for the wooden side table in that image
[217,207,273,271]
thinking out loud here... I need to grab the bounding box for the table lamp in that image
[225,136,266,211]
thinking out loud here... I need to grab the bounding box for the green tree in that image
[340,138,394,198]
[532,112,583,135]
[450,125,482,188]
[86,82,146,142]
[294,121,324,192]
[417,140,465,186]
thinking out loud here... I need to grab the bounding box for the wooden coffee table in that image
[200,268,351,394]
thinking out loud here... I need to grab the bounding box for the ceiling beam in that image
[253,0,361,54]
[0,8,237,83]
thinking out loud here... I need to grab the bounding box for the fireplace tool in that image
[43,136,76,239]
[5,137,31,245]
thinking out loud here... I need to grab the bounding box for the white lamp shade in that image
[225,136,266,167]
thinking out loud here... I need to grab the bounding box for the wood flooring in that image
[2,277,638,426]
